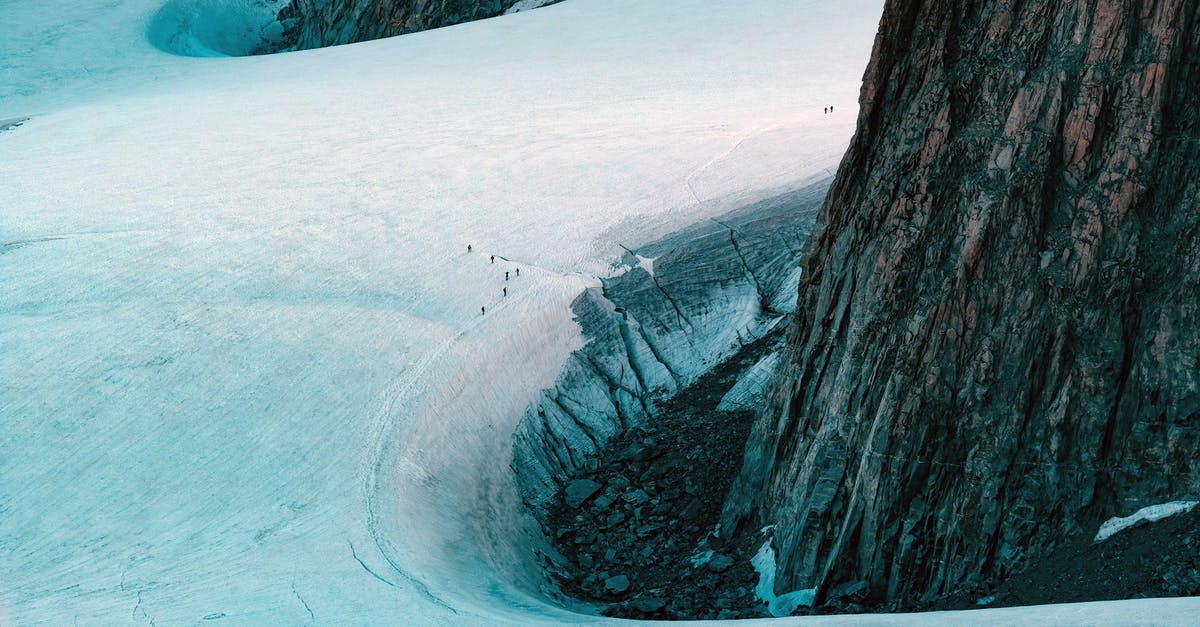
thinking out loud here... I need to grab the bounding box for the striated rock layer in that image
[724,0,1200,606]
[275,0,529,51]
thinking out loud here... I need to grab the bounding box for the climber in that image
[491,255,495,263]
[481,305,486,315]
[503,287,507,297]
[515,268,519,277]
[824,107,828,114]
[505,271,510,280]
[467,244,472,253]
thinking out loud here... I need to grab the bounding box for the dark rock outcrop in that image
[724,0,1200,608]
[274,0,533,51]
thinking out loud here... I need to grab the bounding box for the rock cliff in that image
[724,0,1200,606]
[275,0,528,50]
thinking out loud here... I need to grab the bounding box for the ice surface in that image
[4,0,1198,625]
[1094,501,1200,543]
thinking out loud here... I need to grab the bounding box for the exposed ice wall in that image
[512,183,827,513]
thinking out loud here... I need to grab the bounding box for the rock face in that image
[724,0,1200,607]
[275,0,527,51]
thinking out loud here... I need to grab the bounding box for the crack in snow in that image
[348,540,396,587]
[631,317,686,388]
[292,579,315,623]
[714,218,774,314]
[548,390,601,453]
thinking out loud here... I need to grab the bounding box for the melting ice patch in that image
[751,539,816,617]
[1094,501,1200,543]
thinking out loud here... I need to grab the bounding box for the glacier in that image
[3,0,1199,625]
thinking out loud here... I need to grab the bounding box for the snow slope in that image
[3,1,1197,625]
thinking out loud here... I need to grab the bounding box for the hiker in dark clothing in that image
[824,107,828,114]
[503,287,507,297]
[467,244,472,252]
[481,305,485,315]
[515,268,519,277]
[490,255,495,263]
[505,271,509,280]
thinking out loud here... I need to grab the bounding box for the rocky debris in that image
[604,575,630,595]
[932,506,1200,610]
[707,553,734,573]
[541,330,783,619]
[630,596,667,613]
[564,480,602,508]
[725,0,1200,608]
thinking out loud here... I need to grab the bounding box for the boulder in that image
[564,479,602,508]
[605,574,631,595]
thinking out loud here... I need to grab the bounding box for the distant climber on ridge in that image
[467,244,472,253]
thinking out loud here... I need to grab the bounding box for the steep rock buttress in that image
[724,0,1200,606]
